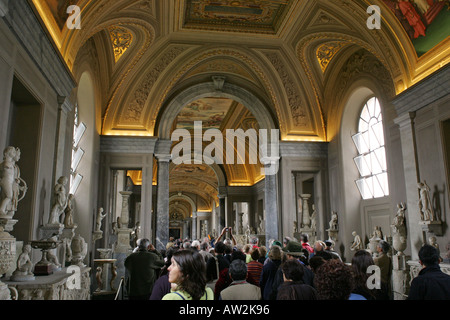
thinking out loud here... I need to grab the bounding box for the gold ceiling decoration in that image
[316,41,349,73]
[127,170,142,186]
[109,26,133,63]
[183,0,293,34]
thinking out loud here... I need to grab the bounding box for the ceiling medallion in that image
[109,26,133,63]
[316,41,349,73]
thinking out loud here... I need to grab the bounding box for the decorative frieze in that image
[109,26,133,63]
[264,52,309,128]
[100,136,157,154]
[123,46,187,123]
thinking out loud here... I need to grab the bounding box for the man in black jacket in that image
[124,238,165,300]
[408,244,450,300]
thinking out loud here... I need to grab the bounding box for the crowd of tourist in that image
[124,227,450,300]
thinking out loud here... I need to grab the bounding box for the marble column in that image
[192,212,198,240]
[155,154,170,251]
[218,194,226,232]
[394,112,422,260]
[140,155,154,239]
[183,219,189,240]
[262,158,280,247]
[53,96,72,186]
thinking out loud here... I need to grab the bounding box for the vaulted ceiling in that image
[31,0,450,213]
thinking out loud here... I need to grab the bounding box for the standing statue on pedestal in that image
[391,202,407,255]
[11,147,27,216]
[310,205,317,231]
[0,147,16,217]
[350,231,364,251]
[329,211,338,231]
[95,207,107,232]
[64,194,77,228]
[131,221,141,247]
[48,176,69,225]
[258,215,265,234]
[418,181,437,221]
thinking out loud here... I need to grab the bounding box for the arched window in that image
[352,97,389,199]
[70,104,86,195]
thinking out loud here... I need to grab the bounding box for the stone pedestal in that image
[0,219,16,300]
[92,230,103,243]
[392,254,410,300]
[114,228,132,253]
[300,194,311,228]
[93,259,117,294]
[419,220,443,239]
[297,227,316,244]
[40,224,64,240]
[61,226,77,267]
[3,219,18,232]
[234,234,247,246]
[327,229,339,242]
[4,267,91,300]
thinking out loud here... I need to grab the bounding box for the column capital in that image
[155,153,172,162]
[394,112,415,129]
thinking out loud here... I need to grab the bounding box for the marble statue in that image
[95,207,107,232]
[293,221,298,234]
[418,181,437,221]
[245,225,251,237]
[350,231,364,251]
[371,226,383,240]
[46,235,61,269]
[429,236,439,251]
[310,205,317,231]
[131,221,141,245]
[392,202,406,235]
[11,147,27,214]
[131,221,141,240]
[64,194,76,228]
[329,211,338,230]
[0,146,16,216]
[11,244,34,280]
[258,215,265,234]
[444,243,450,263]
[48,176,69,225]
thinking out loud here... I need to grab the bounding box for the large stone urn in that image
[392,233,407,255]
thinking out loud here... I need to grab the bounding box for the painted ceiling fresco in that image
[183,0,294,33]
[382,0,450,57]
[175,97,235,130]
